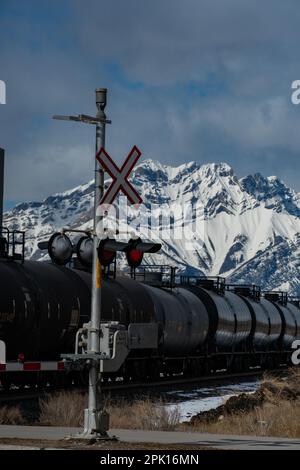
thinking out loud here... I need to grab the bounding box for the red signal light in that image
[97,240,116,266]
[97,238,129,267]
[99,249,115,266]
[126,248,143,268]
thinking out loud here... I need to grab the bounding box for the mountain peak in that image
[240,172,300,216]
[199,162,235,178]
[134,158,199,181]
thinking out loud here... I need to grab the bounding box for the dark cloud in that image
[0,0,300,205]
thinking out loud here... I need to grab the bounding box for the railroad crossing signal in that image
[98,237,161,268]
[39,233,161,269]
[96,146,143,205]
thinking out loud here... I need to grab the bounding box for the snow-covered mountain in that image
[4,159,300,295]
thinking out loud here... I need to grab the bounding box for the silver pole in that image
[0,148,4,236]
[84,88,108,436]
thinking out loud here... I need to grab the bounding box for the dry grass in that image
[0,406,24,425]
[38,392,181,431]
[184,400,300,438]
[109,398,181,431]
[185,368,300,438]
[261,368,300,401]
[39,391,86,427]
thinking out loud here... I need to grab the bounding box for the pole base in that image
[65,408,117,443]
[84,408,109,434]
[70,408,117,441]
[67,433,118,443]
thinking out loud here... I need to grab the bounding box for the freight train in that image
[0,239,299,389]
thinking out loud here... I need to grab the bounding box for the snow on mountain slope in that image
[3,159,300,295]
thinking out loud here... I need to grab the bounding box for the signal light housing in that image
[126,247,143,268]
[97,238,129,267]
[126,237,161,269]
[97,237,161,268]
[47,232,73,265]
[76,235,93,268]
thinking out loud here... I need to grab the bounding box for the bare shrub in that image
[39,393,180,430]
[0,406,24,425]
[39,391,86,426]
[109,399,181,431]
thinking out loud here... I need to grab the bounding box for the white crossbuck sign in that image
[96,145,143,205]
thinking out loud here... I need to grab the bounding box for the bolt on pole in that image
[83,88,109,437]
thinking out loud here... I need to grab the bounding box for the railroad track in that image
[0,367,287,403]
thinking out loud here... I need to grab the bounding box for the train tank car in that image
[0,261,162,362]
[142,284,210,355]
[230,286,282,351]
[265,293,300,348]
[181,277,253,351]
[0,261,91,360]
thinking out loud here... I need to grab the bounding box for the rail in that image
[0,368,288,403]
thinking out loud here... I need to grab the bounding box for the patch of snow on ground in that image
[163,380,260,422]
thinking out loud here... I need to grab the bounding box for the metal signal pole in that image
[0,148,4,236]
[86,88,107,437]
[53,88,111,438]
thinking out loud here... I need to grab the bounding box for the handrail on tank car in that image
[288,297,300,308]
[263,290,288,306]
[180,275,226,295]
[226,283,261,302]
[0,226,25,263]
[131,264,177,289]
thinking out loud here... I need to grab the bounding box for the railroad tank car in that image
[142,285,209,355]
[0,261,161,361]
[0,261,91,360]
[183,282,252,350]
[76,273,211,355]
[270,299,300,348]
[235,294,282,350]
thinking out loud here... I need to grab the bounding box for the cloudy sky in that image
[1,0,300,209]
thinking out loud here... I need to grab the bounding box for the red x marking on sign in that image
[96,145,143,205]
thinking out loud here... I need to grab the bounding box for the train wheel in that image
[101,374,109,385]
[37,374,48,390]
[241,356,250,371]
[192,359,202,377]
[148,361,160,381]
[134,360,148,381]
[1,375,11,392]
[126,360,147,382]
[203,359,212,376]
